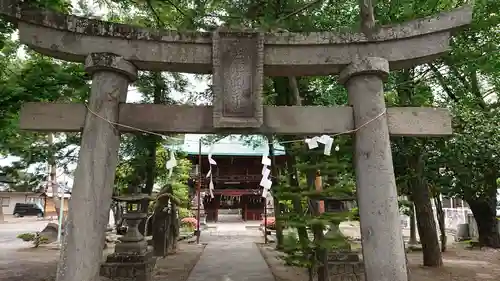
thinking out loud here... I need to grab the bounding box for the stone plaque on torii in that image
[0,1,472,281]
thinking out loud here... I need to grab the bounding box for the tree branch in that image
[146,0,165,27]
[288,76,302,106]
[468,69,487,109]
[359,0,376,34]
[427,63,460,103]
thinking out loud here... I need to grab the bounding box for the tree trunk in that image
[434,196,447,252]
[143,72,164,195]
[358,0,376,34]
[143,136,157,195]
[309,171,327,281]
[468,199,500,248]
[284,142,309,248]
[411,155,442,267]
[413,190,442,266]
[408,204,418,245]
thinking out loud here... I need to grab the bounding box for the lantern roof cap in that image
[112,194,153,202]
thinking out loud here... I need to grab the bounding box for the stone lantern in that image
[324,197,363,280]
[100,194,156,281]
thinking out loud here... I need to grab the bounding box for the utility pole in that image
[196,141,202,244]
[47,133,60,220]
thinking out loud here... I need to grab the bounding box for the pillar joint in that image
[339,57,389,85]
[85,53,137,82]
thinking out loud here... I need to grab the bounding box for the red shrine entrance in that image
[188,153,285,222]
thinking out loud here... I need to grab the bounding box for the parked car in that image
[12,203,44,218]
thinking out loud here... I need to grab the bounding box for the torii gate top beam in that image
[0,0,472,76]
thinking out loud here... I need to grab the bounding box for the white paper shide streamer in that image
[206,144,217,198]
[260,149,273,198]
[165,150,177,178]
[305,135,334,155]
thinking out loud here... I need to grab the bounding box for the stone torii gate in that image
[0,1,472,281]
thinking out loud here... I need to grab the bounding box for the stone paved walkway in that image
[186,224,275,281]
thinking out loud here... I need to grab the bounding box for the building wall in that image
[0,192,44,215]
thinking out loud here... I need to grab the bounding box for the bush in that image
[349,207,360,221]
[17,233,36,242]
[178,207,192,219]
[17,232,49,248]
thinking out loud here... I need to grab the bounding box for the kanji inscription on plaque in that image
[212,30,264,128]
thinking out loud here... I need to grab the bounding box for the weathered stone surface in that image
[100,249,156,281]
[212,29,264,128]
[328,252,360,262]
[338,57,389,84]
[85,53,137,81]
[39,222,59,243]
[19,103,453,136]
[115,211,150,255]
[328,261,365,281]
[0,1,471,43]
[56,54,135,281]
[152,212,169,257]
[0,0,473,75]
[341,57,408,281]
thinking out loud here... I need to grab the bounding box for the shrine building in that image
[178,134,285,222]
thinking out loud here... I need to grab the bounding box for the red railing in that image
[200,188,262,196]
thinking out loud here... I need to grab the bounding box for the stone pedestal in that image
[101,206,156,281]
[324,221,364,281]
[327,258,364,281]
[115,212,149,254]
[325,227,364,281]
[100,249,156,281]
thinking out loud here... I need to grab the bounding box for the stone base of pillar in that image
[100,247,156,281]
[327,252,364,281]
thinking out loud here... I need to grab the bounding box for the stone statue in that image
[152,184,179,257]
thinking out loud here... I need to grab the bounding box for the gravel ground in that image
[0,242,205,281]
[258,243,500,281]
[0,246,60,281]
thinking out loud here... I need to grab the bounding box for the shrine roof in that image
[169,134,286,156]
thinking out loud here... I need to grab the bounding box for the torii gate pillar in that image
[57,53,137,281]
[340,57,407,281]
